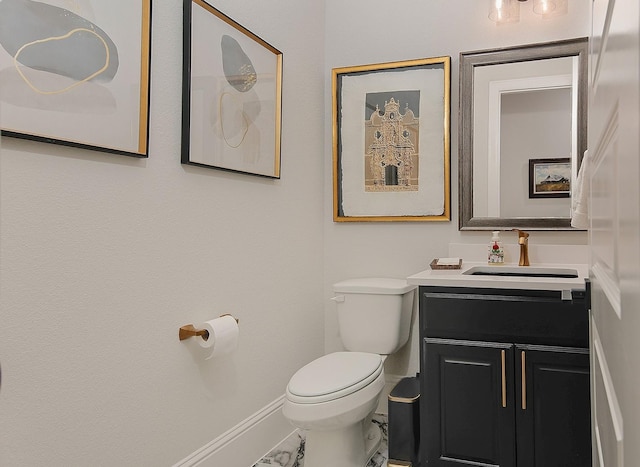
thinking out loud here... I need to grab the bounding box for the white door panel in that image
[589,0,640,466]
[593,321,623,467]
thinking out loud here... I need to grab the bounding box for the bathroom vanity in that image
[407,263,591,467]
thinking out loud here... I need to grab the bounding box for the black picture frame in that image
[182,0,283,178]
[529,158,571,198]
[0,0,152,158]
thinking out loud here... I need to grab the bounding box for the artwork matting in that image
[182,0,283,178]
[332,57,451,222]
[528,157,571,198]
[0,0,152,157]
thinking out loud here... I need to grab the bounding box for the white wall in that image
[0,0,325,465]
[323,0,591,384]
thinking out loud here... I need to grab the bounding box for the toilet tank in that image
[332,278,416,355]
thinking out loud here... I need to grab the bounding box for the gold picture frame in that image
[182,0,283,178]
[0,0,152,157]
[332,57,451,222]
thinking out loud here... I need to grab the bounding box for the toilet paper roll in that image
[197,315,239,360]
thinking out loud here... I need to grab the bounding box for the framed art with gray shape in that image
[182,0,283,178]
[333,57,451,221]
[0,0,152,157]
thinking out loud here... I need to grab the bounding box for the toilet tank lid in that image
[333,278,416,295]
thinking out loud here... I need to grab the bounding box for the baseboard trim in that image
[174,375,411,465]
[172,395,295,467]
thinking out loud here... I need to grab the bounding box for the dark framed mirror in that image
[459,38,588,230]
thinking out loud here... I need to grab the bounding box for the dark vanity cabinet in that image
[419,286,590,467]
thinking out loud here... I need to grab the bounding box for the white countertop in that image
[407,261,589,295]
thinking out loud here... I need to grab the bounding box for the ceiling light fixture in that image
[489,0,567,24]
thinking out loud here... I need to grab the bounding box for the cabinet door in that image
[515,345,591,467]
[423,338,515,467]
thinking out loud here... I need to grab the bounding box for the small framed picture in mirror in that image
[529,158,571,198]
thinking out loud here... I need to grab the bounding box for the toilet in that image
[282,278,416,467]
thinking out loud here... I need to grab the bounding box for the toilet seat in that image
[286,352,383,404]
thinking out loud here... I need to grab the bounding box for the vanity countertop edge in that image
[407,262,589,293]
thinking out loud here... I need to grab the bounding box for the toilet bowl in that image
[282,352,385,467]
[282,278,416,467]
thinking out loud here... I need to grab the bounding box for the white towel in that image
[571,150,590,229]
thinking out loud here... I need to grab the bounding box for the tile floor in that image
[253,414,388,467]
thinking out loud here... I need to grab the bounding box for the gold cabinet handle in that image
[521,351,527,410]
[501,350,507,408]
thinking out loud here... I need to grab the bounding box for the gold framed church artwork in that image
[332,57,451,222]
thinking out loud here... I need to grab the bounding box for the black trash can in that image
[387,375,420,466]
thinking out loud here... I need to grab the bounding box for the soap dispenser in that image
[488,231,504,264]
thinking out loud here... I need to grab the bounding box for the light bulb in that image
[533,0,557,15]
[489,0,520,23]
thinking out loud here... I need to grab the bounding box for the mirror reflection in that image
[459,38,588,230]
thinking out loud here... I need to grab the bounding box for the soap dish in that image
[430,258,462,270]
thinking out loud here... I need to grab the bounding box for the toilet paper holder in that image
[179,314,239,341]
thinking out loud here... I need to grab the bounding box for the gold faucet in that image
[514,229,530,266]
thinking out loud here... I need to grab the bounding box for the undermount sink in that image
[463,266,579,278]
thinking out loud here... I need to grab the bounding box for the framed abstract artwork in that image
[0,0,152,157]
[182,0,283,178]
[529,158,571,198]
[332,57,451,222]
